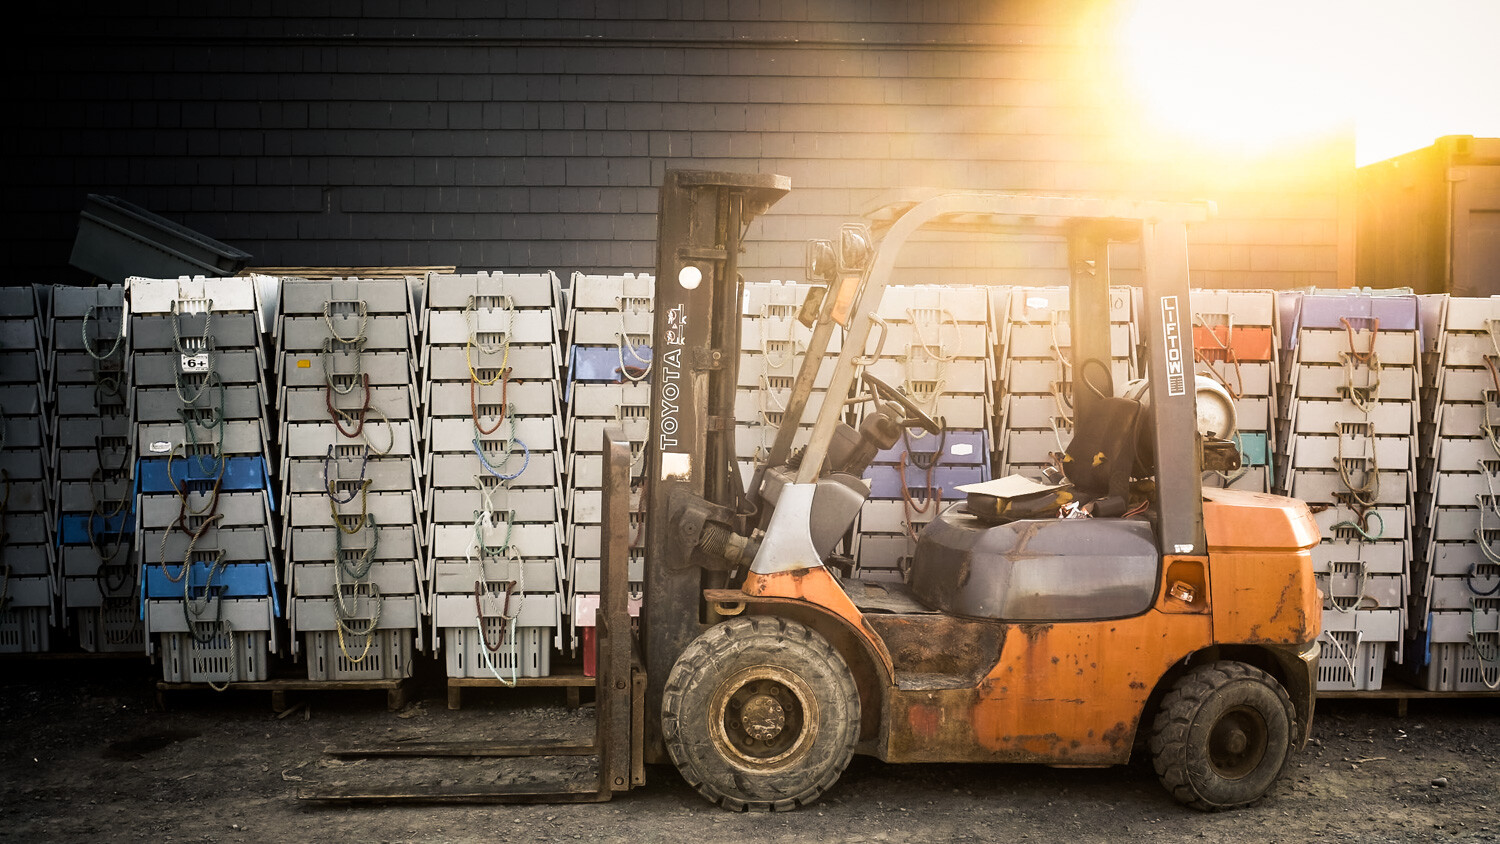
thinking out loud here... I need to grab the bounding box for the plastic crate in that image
[442,625,550,680]
[303,629,413,681]
[70,194,250,283]
[1316,630,1390,691]
[159,629,269,684]
[0,606,51,653]
[75,603,145,654]
[1416,642,1500,692]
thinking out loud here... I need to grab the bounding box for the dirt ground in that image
[0,659,1496,844]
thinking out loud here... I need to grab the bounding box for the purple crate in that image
[1294,293,1418,335]
[873,429,989,467]
[864,464,988,500]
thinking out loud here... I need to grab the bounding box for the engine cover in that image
[910,507,1160,622]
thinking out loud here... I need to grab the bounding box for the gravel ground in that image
[0,659,1496,843]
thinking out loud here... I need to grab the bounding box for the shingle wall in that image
[2,1,1353,288]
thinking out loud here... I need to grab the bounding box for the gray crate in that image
[279,350,412,388]
[74,602,145,653]
[426,345,558,383]
[278,314,413,352]
[287,525,419,567]
[279,278,412,315]
[281,420,418,458]
[433,560,561,595]
[131,311,260,350]
[287,489,418,529]
[442,625,551,680]
[426,380,558,419]
[292,562,421,598]
[303,629,414,681]
[430,520,559,560]
[159,629,269,684]
[0,607,51,653]
[133,348,264,387]
[426,486,560,526]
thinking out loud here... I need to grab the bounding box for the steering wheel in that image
[861,371,943,436]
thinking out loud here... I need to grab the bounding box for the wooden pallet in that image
[239,266,455,279]
[1317,679,1500,716]
[156,677,410,712]
[446,668,596,710]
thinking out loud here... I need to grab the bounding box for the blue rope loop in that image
[473,437,530,481]
[323,444,371,503]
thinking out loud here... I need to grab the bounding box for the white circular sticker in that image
[678,265,702,290]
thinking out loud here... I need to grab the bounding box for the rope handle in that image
[80,304,126,361]
[470,367,512,436]
[1316,561,1370,613]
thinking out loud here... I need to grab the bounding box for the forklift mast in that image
[643,170,791,754]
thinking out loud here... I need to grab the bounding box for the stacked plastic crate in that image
[853,285,992,581]
[131,277,276,684]
[1413,296,1500,690]
[564,273,649,658]
[733,280,840,487]
[1280,292,1420,691]
[0,287,53,652]
[425,272,563,681]
[51,285,142,652]
[1191,290,1279,492]
[995,287,1135,477]
[278,277,423,681]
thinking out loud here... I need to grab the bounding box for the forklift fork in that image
[299,426,644,804]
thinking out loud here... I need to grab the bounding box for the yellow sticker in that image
[297,359,311,368]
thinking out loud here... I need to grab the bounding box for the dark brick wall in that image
[3,1,1352,288]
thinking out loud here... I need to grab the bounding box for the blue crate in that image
[864,464,989,501]
[144,561,279,608]
[58,512,135,546]
[135,455,271,496]
[1236,432,1271,468]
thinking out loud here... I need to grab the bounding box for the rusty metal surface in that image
[863,613,1004,689]
[881,612,1214,765]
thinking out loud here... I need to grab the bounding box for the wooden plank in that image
[300,784,612,804]
[157,678,404,692]
[325,740,595,758]
[241,267,454,279]
[447,674,596,688]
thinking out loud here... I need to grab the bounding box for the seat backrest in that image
[1062,396,1145,509]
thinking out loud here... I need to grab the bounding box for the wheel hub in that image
[710,666,818,769]
[740,694,786,741]
[1208,705,1268,780]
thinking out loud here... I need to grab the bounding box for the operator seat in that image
[1059,395,1148,518]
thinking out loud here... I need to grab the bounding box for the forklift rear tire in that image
[1149,660,1296,811]
[662,616,860,812]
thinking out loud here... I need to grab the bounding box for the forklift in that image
[641,170,1320,812]
[309,170,1321,811]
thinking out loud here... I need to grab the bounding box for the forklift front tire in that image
[661,616,860,812]
[1149,660,1297,811]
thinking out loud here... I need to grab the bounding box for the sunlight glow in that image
[1115,0,1500,165]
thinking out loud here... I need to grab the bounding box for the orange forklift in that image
[310,171,1321,812]
[642,170,1321,812]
